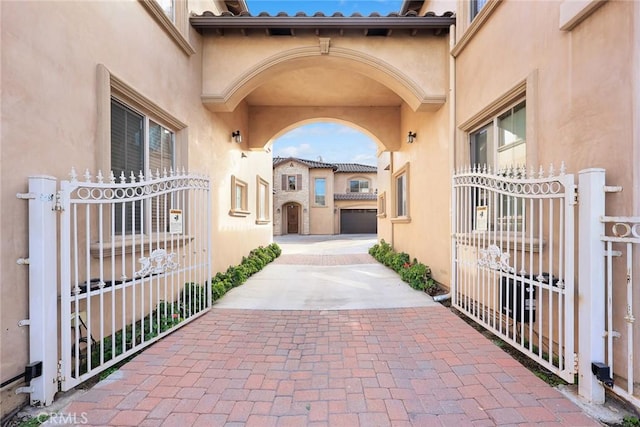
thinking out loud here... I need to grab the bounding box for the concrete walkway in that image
[214,235,437,310]
[53,235,602,426]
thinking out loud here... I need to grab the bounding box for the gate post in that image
[24,176,58,406]
[577,168,606,404]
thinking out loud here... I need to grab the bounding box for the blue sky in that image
[273,123,379,165]
[247,1,403,166]
[246,1,403,16]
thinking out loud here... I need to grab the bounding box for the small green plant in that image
[17,414,49,427]
[622,416,640,427]
[369,240,438,295]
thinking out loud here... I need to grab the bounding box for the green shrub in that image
[180,283,207,316]
[400,260,430,290]
[211,281,226,300]
[369,242,436,294]
[390,252,410,272]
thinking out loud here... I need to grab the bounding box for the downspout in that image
[436,22,457,304]
[634,0,640,219]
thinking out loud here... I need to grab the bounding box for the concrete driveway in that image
[214,235,438,310]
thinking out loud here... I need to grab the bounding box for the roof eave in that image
[190,15,456,32]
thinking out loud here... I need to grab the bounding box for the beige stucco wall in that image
[201,34,449,113]
[455,0,635,192]
[377,102,452,286]
[309,169,335,235]
[0,0,271,416]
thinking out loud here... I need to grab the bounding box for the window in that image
[349,179,370,193]
[282,174,302,191]
[139,0,194,55]
[396,175,407,216]
[392,163,410,222]
[471,0,488,20]
[111,98,175,233]
[256,176,270,224]
[377,192,387,218]
[111,99,175,175]
[470,100,527,231]
[470,100,526,171]
[314,178,326,206]
[230,175,249,217]
[156,0,175,22]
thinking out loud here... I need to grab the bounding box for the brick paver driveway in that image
[61,235,600,426]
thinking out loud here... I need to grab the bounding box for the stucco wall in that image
[309,169,335,235]
[455,0,635,196]
[0,0,271,416]
[201,34,450,113]
[380,103,452,286]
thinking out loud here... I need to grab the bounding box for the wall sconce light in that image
[407,131,417,144]
[276,208,281,213]
[232,130,242,144]
[241,152,247,158]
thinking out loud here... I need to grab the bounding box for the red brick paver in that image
[62,306,600,426]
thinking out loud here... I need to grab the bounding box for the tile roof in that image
[273,157,377,173]
[334,193,378,201]
[333,163,377,173]
[273,157,337,170]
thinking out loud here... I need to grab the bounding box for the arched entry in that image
[283,202,302,234]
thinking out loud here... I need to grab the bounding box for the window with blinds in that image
[111,98,175,234]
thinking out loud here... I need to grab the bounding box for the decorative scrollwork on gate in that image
[135,249,178,277]
[477,244,515,273]
[611,222,640,239]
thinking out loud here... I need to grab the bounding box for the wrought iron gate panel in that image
[452,165,576,382]
[601,216,640,407]
[59,169,211,391]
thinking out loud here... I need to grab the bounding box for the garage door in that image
[340,209,377,234]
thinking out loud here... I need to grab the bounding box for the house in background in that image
[273,157,377,235]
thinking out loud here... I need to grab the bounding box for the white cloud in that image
[277,143,313,158]
[352,153,376,165]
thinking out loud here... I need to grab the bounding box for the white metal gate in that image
[58,168,211,391]
[601,216,639,406]
[21,169,211,404]
[451,165,576,382]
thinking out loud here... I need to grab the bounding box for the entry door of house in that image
[287,205,299,234]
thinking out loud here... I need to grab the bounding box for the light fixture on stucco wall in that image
[232,130,242,144]
[407,131,417,144]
